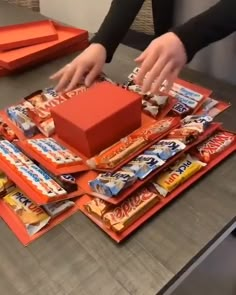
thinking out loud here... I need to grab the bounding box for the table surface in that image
[0,2,236,295]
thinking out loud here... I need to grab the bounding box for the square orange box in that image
[51,82,142,157]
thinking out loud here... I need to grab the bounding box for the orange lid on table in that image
[51,82,142,158]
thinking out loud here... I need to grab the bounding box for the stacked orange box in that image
[0,20,89,75]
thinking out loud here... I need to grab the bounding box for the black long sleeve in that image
[172,0,236,62]
[91,0,145,62]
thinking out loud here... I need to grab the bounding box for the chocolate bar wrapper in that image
[43,200,75,218]
[168,127,199,144]
[172,102,190,117]
[84,198,112,219]
[103,187,160,233]
[0,116,17,141]
[153,154,206,196]
[195,131,235,162]
[89,171,137,197]
[3,189,50,235]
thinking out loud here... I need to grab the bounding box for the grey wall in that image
[174,0,236,85]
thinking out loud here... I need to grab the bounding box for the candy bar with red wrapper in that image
[84,198,113,219]
[102,187,160,233]
[168,127,199,144]
[195,131,235,163]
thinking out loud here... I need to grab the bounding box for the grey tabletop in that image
[0,2,236,295]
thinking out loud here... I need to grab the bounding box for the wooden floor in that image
[0,2,236,295]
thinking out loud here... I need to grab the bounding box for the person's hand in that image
[50,43,107,92]
[135,32,187,94]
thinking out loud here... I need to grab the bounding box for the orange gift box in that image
[51,82,142,157]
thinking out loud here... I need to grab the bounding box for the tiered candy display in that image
[0,72,234,245]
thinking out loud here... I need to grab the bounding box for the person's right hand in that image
[50,43,107,92]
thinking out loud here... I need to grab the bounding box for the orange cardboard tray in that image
[79,122,221,205]
[0,39,89,77]
[79,140,236,243]
[0,154,85,205]
[17,137,90,175]
[0,196,84,246]
[0,22,88,70]
[0,20,58,51]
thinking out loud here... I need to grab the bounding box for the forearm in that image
[91,0,145,62]
[172,0,236,62]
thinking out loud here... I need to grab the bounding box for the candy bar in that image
[153,154,206,196]
[89,170,137,197]
[43,200,75,218]
[131,117,179,142]
[171,83,203,102]
[145,139,186,160]
[3,189,50,235]
[36,117,55,137]
[28,138,81,166]
[39,165,78,193]
[123,154,164,180]
[172,102,190,117]
[0,117,17,141]
[16,164,66,198]
[182,115,213,128]
[103,187,160,233]
[198,98,218,113]
[169,91,198,109]
[0,140,32,165]
[195,131,235,162]
[87,137,146,169]
[168,127,199,144]
[7,103,38,137]
[84,198,112,219]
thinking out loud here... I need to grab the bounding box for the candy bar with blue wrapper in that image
[147,139,186,160]
[169,91,198,109]
[89,171,137,197]
[123,154,165,180]
[171,83,203,102]
[172,102,190,117]
[182,115,213,129]
[7,103,38,137]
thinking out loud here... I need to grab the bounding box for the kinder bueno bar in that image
[171,83,203,102]
[89,170,137,197]
[43,200,75,218]
[195,131,235,162]
[123,154,165,180]
[84,198,113,219]
[0,116,17,141]
[153,154,206,196]
[7,103,38,137]
[149,95,169,107]
[143,103,159,117]
[3,189,50,235]
[169,90,198,109]
[103,187,160,233]
[145,139,186,160]
[182,115,213,128]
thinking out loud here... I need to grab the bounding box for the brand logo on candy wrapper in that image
[14,191,44,215]
[137,155,160,167]
[199,133,234,154]
[160,140,180,151]
[112,189,153,219]
[175,160,192,174]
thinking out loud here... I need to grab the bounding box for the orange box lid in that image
[0,22,88,70]
[0,20,58,51]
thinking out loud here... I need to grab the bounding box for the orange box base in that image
[51,82,142,157]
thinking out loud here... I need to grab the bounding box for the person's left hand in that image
[135,32,187,94]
